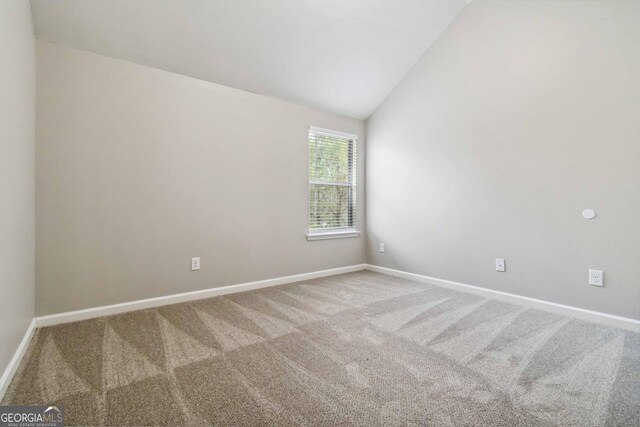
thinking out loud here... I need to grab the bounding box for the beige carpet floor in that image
[2,271,639,426]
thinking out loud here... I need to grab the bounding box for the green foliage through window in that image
[309,129,356,231]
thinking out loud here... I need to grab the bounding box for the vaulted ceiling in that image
[30,0,466,119]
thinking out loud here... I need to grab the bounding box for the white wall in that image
[367,0,640,319]
[36,41,365,316]
[0,1,36,372]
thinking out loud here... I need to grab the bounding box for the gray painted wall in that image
[0,1,36,372]
[366,0,640,319]
[36,41,365,316]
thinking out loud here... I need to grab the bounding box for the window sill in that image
[306,230,361,241]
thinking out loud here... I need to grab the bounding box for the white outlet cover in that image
[589,269,603,286]
[191,257,201,271]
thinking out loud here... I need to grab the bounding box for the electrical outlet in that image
[589,269,603,287]
[495,258,505,272]
[191,257,200,271]
[379,243,385,253]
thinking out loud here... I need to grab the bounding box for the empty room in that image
[1,0,638,425]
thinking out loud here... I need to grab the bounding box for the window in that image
[308,126,359,240]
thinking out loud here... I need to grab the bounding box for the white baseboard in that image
[35,264,367,328]
[0,318,37,401]
[366,264,640,332]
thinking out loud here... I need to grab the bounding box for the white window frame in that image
[306,126,360,241]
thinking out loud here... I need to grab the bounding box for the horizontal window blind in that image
[309,128,356,232]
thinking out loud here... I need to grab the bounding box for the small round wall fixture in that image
[582,209,596,219]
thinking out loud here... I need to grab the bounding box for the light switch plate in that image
[495,258,505,272]
[191,257,201,271]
